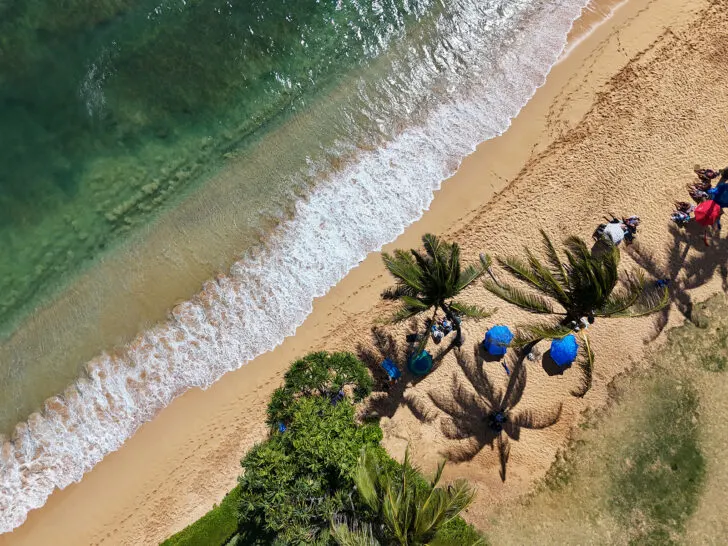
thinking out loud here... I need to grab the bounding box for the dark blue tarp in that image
[483,325,513,356]
[551,335,578,366]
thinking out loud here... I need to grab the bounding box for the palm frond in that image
[382,250,424,293]
[497,255,547,292]
[391,305,425,323]
[524,247,570,308]
[540,230,569,289]
[414,478,476,539]
[456,263,486,292]
[571,332,594,397]
[381,284,418,301]
[330,518,380,546]
[593,270,644,317]
[422,233,444,263]
[483,279,555,314]
[563,235,594,262]
[479,252,492,270]
[353,448,381,512]
[512,322,572,346]
[449,300,495,319]
[602,274,670,318]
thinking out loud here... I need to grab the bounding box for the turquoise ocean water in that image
[0,0,589,533]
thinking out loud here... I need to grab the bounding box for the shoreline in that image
[0,0,584,439]
[2,0,721,543]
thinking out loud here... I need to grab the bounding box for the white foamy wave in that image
[0,0,588,533]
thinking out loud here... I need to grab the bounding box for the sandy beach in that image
[4,0,728,543]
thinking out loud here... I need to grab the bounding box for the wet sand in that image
[3,0,727,543]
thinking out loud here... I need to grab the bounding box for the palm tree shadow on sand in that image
[356,323,458,420]
[627,223,728,340]
[408,344,562,481]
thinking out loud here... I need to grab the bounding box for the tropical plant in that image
[330,447,480,546]
[483,230,669,394]
[382,234,494,351]
[267,351,373,427]
[237,396,383,545]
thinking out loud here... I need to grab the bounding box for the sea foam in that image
[0,0,589,533]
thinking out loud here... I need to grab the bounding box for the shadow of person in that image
[407,344,562,481]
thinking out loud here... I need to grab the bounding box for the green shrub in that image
[432,517,486,546]
[266,351,373,427]
[162,485,241,546]
[238,396,382,544]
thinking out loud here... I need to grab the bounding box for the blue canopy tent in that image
[408,351,433,376]
[483,325,513,356]
[708,183,728,207]
[550,335,579,367]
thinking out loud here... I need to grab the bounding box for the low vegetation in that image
[266,351,373,428]
[161,486,241,546]
[608,377,704,544]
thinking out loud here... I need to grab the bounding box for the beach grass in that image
[607,377,704,544]
[161,485,240,546]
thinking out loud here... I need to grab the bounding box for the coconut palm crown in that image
[382,234,494,349]
[330,447,479,546]
[483,230,669,393]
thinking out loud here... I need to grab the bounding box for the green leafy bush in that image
[266,352,373,427]
[431,518,486,546]
[238,395,382,544]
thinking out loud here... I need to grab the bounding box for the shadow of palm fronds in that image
[357,323,436,420]
[408,344,562,481]
[628,223,728,340]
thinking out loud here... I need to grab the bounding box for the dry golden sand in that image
[3,0,728,543]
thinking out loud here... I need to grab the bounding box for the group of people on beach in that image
[671,166,728,244]
[589,165,728,251]
[428,316,457,344]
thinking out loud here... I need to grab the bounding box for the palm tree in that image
[330,447,479,546]
[382,234,494,351]
[483,230,669,394]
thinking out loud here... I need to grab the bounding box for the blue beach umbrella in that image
[550,335,579,367]
[483,325,513,356]
[408,351,433,376]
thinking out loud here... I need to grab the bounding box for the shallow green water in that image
[0,0,428,337]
